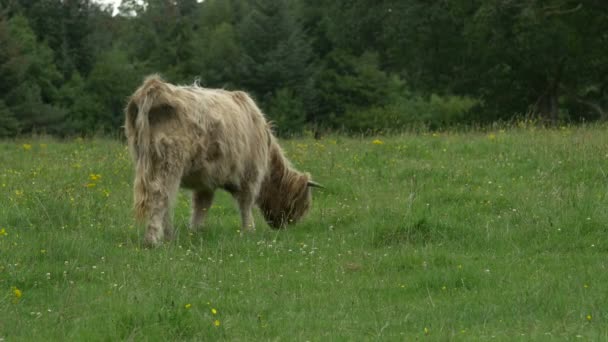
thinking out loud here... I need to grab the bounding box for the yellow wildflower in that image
[487,133,496,140]
[0,228,7,236]
[86,183,96,188]
[14,190,23,196]
[13,287,22,299]
[89,174,102,181]
[424,327,430,335]
[185,303,192,309]
[211,308,218,315]
[214,319,221,327]
[586,314,592,321]
[372,139,384,145]
[22,144,32,151]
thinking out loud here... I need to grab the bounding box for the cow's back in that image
[179,87,271,192]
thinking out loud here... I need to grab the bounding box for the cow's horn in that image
[307,180,325,189]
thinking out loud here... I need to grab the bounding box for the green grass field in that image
[2,126,608,340]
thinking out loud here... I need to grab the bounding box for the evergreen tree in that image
[0,100,19,137]
[236,0,314,132]
[14,0,99,78]
[314,50,404,126]
[1,14,65,134]
[0,0,606,135]
[83,47,141,132]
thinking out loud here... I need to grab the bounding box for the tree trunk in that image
[535,83,559,124]
[534,60,565,124]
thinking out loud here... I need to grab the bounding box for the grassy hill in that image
[1,126,607,340]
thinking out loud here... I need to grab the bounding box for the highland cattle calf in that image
[124,75,321,246]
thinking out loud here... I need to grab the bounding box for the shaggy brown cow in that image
[124,75,320,246]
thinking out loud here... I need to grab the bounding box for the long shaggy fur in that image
[257,141,312,228]
[124,75,315,246]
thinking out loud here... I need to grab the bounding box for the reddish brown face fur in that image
[256,143,313,229]
[258,174,312,228]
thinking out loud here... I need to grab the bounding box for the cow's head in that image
[257,143,322,229]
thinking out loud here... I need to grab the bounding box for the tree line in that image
[1,0,607,137]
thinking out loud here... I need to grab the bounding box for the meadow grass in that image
[1,126,608,340]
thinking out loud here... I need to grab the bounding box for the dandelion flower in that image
[22,144,32,151]
[185,304,192,309]
[0,228,7,236]
[211,308,218,315]
[214,319,221,327]
[424,327,430,335]
[586,314,592,321]
[372,139,384,145]
[89,174,102,181]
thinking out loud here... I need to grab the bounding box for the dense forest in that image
[0,0,607,136]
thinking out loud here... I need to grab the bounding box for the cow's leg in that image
[190,190,214,232]
[143,173,181,247]
[144,208,166,247]
[162,210,174,242]
[235,191,256,233]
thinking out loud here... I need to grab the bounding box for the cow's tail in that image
[128,75,174,220]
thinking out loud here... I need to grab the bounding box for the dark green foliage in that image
[14,0,99,77]
[342,93,479,132]
[0,0,606,136]
[60,48,141,134]
[314,50,402,126]
[58,72,97,135]
[0,14,65,134]
[237,0,313,102]
[266,88,306,135]
[0,100,19,137]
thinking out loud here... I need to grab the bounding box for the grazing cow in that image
[124,75,321,246]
